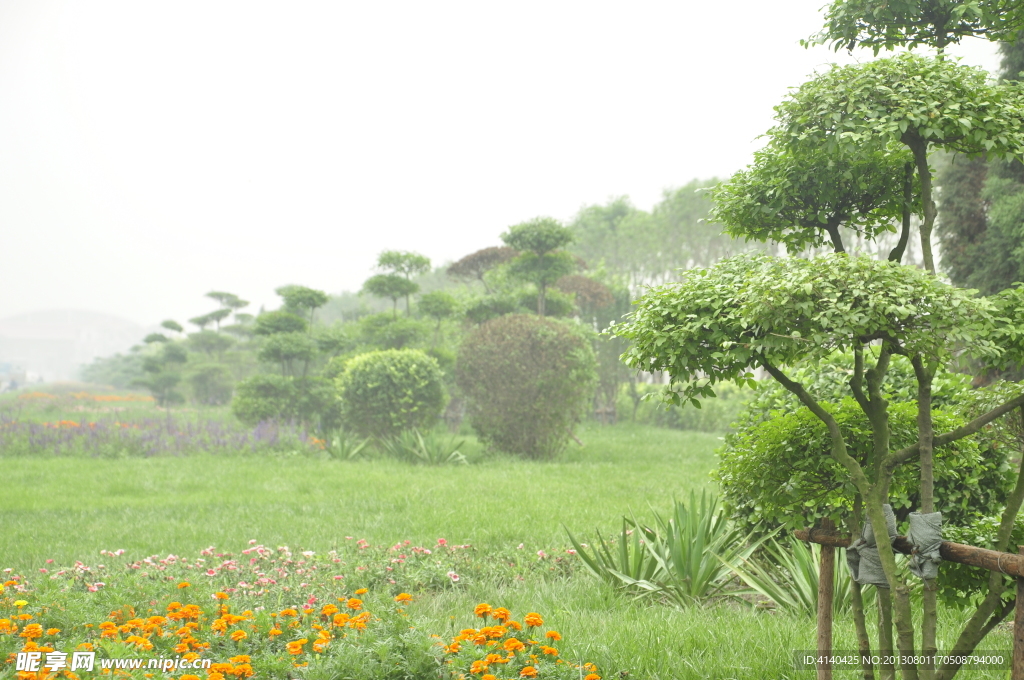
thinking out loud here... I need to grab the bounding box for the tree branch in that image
[888,391,1024,468]
[888,161,914,263]
[758,353,872,496]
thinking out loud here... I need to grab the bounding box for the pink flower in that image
[333,575,344,580]
[437,538,447,546]
[249,539,257,545]
[206,569,217,576]
[566,549,577,555]
[447,571,460,582]
[537,550,548,559]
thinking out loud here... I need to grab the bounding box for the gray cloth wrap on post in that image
[846,504,897,588]
[907,511,943,580]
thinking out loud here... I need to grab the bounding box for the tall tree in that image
[937,38,1024,294]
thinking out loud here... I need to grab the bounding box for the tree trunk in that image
[851,580,875,680]
[914,357,938,679]
[905,135,936,274]
[878,588,897,680]
[818,518,836,680]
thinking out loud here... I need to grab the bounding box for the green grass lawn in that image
[0,405,1014,679]
[0,423,720,569]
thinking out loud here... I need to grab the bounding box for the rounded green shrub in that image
[337,349,446,438]
[232,374,297,425]
[456,314,597,459]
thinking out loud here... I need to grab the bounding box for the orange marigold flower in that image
[503,638,525,653]
[20,624,43,639]
[285,638,308,655]
[520,667,538,678]
[229,655,251,664]
[541,645,559,656]
[268,628,283,637]
[482,676,497,680]
[279,609,298,617]
[45,628,60,636]
[125,634,154,650]
[332,613,351,627]
[230,630,247,641]
[444,641,461,654]
[394,593,412,603]
[485,654,505,664]
[354,588,368,595]
[214,592,229,600]
[180,676,201,680]
[490,607,510,622]
[77,643,94,651]
[470,659,489,674]
[321,604,339,617]
[545,630,561,641]
[524,613,543,628]
[474,603,491,618]
[346,598,363,611]
[584,674,601,680]
[177,582,190,589]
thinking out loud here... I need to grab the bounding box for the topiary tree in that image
[456,314,597,458]
[617,253,1024,679]
[501,218,577,316]
[336,349,446,438]
[447,246,518,292]
[771,53,1024,274]
[362,274,419,319]
[253,310,308,336]
[276,285,329,328]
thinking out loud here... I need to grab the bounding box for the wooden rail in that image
[795,527,1024,678]
[794,528,1024,578]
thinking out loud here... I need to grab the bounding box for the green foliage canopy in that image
[708,143,917,254]
[811,0,1024,53]
[617,254,1002,406]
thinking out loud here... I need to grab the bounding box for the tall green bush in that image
[336,349,446,438]
[456,314,596,458]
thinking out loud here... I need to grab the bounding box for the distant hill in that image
[0,310,153,383]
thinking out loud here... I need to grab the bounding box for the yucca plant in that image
[567,491,769,606]
[566,514,662,587]
[379,428,467,465]
[325,428,370,460]
[718,534,875,616]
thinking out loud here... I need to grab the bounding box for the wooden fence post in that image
[818,519,836,680]
[1014,546,1024,680]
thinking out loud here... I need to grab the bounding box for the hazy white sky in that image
[0,1,1002,326]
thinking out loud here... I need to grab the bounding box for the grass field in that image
[0,393,1015,679]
